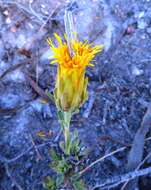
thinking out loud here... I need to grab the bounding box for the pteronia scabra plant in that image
[44,10,103,190]
[47,33,103,155]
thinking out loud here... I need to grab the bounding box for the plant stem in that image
[59,111,72,155]
[64,111,72,155]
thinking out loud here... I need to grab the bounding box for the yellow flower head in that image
[47,33,103,112]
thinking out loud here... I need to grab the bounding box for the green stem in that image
[64,112,71,155]
[59,111,72,155]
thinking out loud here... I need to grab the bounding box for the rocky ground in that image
[0,0,151,190]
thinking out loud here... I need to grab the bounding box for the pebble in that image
[41,4,46,8]
[138,11,145,18]
[131,65,143,76]
[5,17,11,24]
[3,10,9,16]
[137,19,148,29]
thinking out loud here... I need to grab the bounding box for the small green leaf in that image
[43,176,55,190]
[70,129,80,156]
[51,156,71,174]
[73,129,79,139]
[73,180,86,190]
[50,149,61,161]
[59,141,65,153]
[57,111,64,122]
[46,91,55,102]
[57,158,71,174]
[56,175,64,187]
[73,109,79,115]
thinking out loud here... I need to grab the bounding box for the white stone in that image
[132,65,143,76]
[3,10,9,16]
[137,19,147,29]
[5,17,11,24]
[41,4,46,8]
[16,34,26,48]
[138,11,145,18]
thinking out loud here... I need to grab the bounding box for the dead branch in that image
[24,72,54,103]
[79,135,151,178]
[123,103,151,190]
[121,151,151,190]
[79,147,126,176]
[92,166,151,190]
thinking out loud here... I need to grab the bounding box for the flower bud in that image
[47,33,103,112]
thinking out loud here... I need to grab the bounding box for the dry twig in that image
[121,151,151,190]
[79,136,151,177]
[92,166,151,190]
[79,147,126,176]
[124,103,151,190]
[24,71,54,103]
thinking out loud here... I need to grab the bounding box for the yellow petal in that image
[54,33,63,45]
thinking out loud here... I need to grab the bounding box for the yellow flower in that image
[47,33,103,112]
